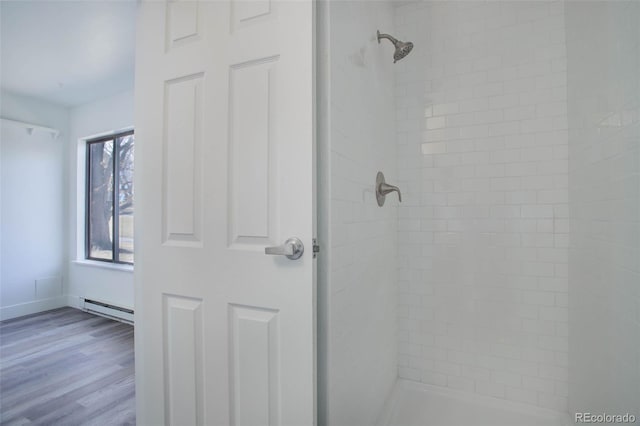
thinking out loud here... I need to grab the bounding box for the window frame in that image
[85,129,134,265]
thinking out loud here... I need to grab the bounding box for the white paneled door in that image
[134,1,316,425]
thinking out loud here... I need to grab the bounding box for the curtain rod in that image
[0,117,61,139]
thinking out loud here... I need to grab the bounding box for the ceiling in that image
[1,0,136,107]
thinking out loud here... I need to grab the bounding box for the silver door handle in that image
[265,237,304,260]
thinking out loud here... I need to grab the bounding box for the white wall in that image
[66,90,134,309]
[394,1,569,411]
[318,1,398,424]
[566,1,640,419]
[0,91,69,319]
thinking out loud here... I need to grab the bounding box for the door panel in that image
[163,73,204,246]
[163,295,204,425]
[166,1,200,47]
[229,304,280,425]
[135,1,316,425]
[228,56,279,248]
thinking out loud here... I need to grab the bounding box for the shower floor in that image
[377,380,569,426]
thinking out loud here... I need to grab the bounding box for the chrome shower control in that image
[376,171,402,206]
[265,237,304,260]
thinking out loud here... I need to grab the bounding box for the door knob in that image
[265,237,304,260]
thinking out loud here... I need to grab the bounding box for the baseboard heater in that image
[83,299,134,325]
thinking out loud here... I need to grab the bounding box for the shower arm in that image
[377,31,399,45]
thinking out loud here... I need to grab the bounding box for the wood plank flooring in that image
[0,308,135,426]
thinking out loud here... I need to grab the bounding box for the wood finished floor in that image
[0,308,135,426]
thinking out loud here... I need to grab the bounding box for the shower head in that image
[377,30,414,63]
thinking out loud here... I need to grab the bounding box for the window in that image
[86,131,134,264]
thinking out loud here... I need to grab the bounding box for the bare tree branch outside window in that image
[86,131,134,264]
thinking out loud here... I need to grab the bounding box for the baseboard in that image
[0,296,67,321]
[66,294,83,309]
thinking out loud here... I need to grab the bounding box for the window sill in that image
[73,259,134,273]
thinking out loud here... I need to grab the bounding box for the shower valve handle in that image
[378,182,402,202]
[376,171,402,206]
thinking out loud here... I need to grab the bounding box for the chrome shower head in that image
[377,30,414,63]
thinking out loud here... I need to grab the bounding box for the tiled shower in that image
[318,1,639,425]
[396,1,570,410]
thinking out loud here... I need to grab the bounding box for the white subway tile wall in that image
[566,1,640,419]
[394,1,569,411]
